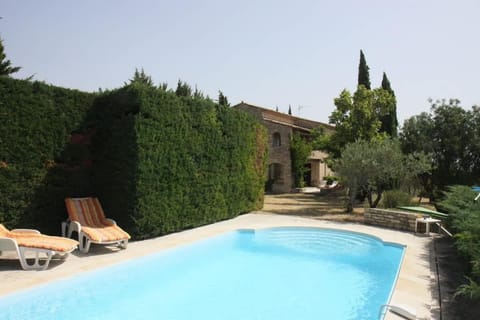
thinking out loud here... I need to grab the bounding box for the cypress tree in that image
[381,72,393,94]
[358,50,371,90]
[288,105,292,115]
[218,90,230,107]
[380,72,398,137]
[0,38,21,76]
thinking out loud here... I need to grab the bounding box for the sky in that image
[2,0,479,124]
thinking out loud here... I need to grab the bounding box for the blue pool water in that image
[0,227,404,320]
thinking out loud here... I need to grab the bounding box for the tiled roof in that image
[234,102,334,132]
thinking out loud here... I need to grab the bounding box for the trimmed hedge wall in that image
[91,85,267,238]
[0,78,267,239]
[0,77,95,233]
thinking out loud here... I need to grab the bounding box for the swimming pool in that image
[0,227,404,319]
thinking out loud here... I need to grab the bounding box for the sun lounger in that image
[64,197,131,253]
[0,224,78,270]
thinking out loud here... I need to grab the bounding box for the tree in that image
[193,85,204,99]
[380,72,398,137]
[399,112,436,197]
[0,37,21,76]
[288,105,292,115]
[471,106,480,177]
[218,91,230,107]
[431,99,476,187]
[328,86,394,157]
[399,112,434,155]
[334,138,431,212]
[175,80,192,97]
[290,133,312,188]
[127,68,153,86]
[158,82,168,91]
[400,99,480,195]
[358,50,371,90]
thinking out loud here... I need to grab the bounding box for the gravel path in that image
[261,188,364,223]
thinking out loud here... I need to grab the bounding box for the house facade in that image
[234,102,334,193]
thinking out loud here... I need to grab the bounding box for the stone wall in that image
[234,102,333,194]
[365,208,419,232]
[267,122,293,193]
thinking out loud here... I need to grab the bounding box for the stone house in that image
[234,102,334,193]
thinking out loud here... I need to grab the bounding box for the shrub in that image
[378,190,412,208]
[1,78,267,239]
[291,133,312,188]
[323,176,338,185]
[439,185,480,299]
[0,77,95,233]
[86,84,267,238]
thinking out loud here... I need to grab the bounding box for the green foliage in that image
[358,50,371,90]
[0,38,21,76]
[87,87,141,232]
[329,53,397,157]
[439,185,480,300]
[127,68,154,86]
[454,277,480,300]
[175,80,192,97]
[0,77,95,233]
[400,100,480,196]
[328,86,395,157]
[1,78,267,240]
[334,138,430,212]
[290,133,312,188]
[310,127,329,150]
[379,190,412,208]
[380,72,398,137]
[400,112,435,155]
[323,176,338,185]
[218,91,230,107]
[403,151,434,198]
[90,85,267,239]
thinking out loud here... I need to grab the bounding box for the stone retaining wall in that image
[365,208,419,232]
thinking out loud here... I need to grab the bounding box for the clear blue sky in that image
[2,0,479,124]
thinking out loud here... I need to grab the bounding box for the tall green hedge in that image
[91,84,266,238]
[0,77,95,233]
[1,78,267,239]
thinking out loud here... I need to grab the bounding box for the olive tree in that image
[334,138,431,212]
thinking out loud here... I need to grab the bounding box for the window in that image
[272,132,281,147]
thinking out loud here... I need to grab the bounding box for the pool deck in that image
[0,212,438,319]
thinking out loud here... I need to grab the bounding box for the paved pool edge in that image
[0,213,438,319]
